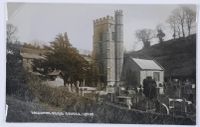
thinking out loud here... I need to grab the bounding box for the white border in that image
[5,0,199,4]
[0,0,199,127]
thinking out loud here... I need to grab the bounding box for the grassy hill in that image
[127,34,196,79]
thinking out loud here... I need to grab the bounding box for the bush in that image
[28,74,95,112]
[6,42,34,101]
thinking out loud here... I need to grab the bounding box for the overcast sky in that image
[7,3,196,51]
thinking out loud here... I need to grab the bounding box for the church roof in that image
[131,58,164,70]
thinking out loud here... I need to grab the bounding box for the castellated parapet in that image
[93,15,114,26]
[115,10,123,15]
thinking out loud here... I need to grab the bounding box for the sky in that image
[7,3,196,51]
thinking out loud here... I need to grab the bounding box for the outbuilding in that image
[122,57,164,94]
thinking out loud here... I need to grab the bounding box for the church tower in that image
[115,10,124,86]
[92,10,124,87]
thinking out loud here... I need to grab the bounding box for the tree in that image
[156,25,165,43]
[33,32,90,90]
[84,61,100,87]
[173,7,186,38]
[6,43,33,101]
[182,6,196,36]
[143,77,157,100]
[7,24,17,43]
[135,29,155,49]
[143,76,157,110]
[50,33,86,85]
[167,6,196,39]
[167,15,178,39]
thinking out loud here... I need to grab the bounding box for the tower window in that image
[112,32,115,41]
[99,32,103,41]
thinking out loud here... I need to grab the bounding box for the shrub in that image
[28,74,95,112]
[6,42,35,101]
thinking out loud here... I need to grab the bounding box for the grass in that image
[6,95,195,124]
[6,96,94,122]
[6,73,97,122]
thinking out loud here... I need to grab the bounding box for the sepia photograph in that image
[6,2,197,125]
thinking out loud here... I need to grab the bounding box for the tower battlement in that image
[93,15,114,25]
[115,10,123,15]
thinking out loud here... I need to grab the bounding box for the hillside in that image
[128,34,196,79]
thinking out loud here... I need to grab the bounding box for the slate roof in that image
[131,58,164,70]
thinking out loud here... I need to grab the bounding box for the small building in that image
[123,57,164,94]
[48,70,62,80]
[46,70,64,87]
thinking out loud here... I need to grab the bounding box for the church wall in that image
[122,57,141,87]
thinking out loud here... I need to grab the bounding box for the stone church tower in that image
[92,10,124,87]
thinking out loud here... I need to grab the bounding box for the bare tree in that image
[176,22,181,38]
[173,7,186,38]
[166,15,177,39]
[7,24,17,43]
[135,29,155,49]
[167,6,196,39]
[182,6,196,36]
